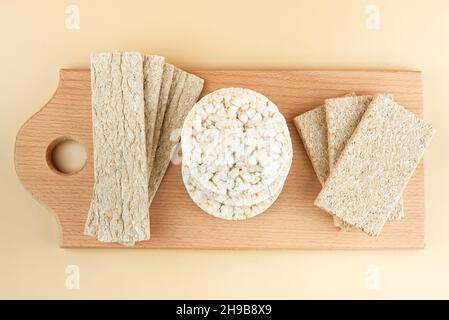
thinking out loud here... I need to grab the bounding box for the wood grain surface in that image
[14,69,425,248]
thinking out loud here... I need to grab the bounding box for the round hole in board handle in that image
[46,138,87,175]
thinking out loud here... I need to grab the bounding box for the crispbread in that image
[85,52,149,244]
[315,94,434,236]
[149,63,175,170]
[294,108,354,232]
[325,95,404,222]
[326,95,372,169]
[143,55,165,183]
[293,93,356,231]
[167,67,186,109]
[148,71,204,203]
[293,93,354,186]
[326,95,373,230]
[293,106,328,186]
[182,164,282,220]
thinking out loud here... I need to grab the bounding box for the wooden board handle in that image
[15,69,94,244]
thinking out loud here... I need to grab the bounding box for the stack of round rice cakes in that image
[181,88,293,220]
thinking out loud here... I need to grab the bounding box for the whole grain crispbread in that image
[293,93,355,231]
[326,95,373,169]
[325,95,404,223]
[315,94,434,236]
[293,106,329,186]
[143,55,165,189]
[293,93,355,186]
[85,52,149,245]
[149,63,175,172]
[148,71,204,203]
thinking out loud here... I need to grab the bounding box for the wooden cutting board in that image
[15,69,425,248]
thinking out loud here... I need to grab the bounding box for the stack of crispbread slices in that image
[294,93,434,236]
[85,52,204,245]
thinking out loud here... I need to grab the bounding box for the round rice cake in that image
[181,87,292,199]
[187,162,289,207]
[182,164,283,220]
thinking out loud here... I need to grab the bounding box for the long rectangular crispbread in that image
[315,94,434,236]
[148,70,204,203]
[149,63,175,173]
[293,106,329,186]
[294,93,356,231]
[143,55,165,182]
[325,95,404,223]
[85,52,149,244]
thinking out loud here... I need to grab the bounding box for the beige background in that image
[0,0,448,299]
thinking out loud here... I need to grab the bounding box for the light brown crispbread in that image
[293,106,329,186]
[149,63,175,172]
[315,94,434,236]
[326,95,373,169]
[148,71,204,203]
[85,52,149,245]
[325,95,404,223]
[294,93,356,231]
[293,93,355,186]
[143,55,165,189]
